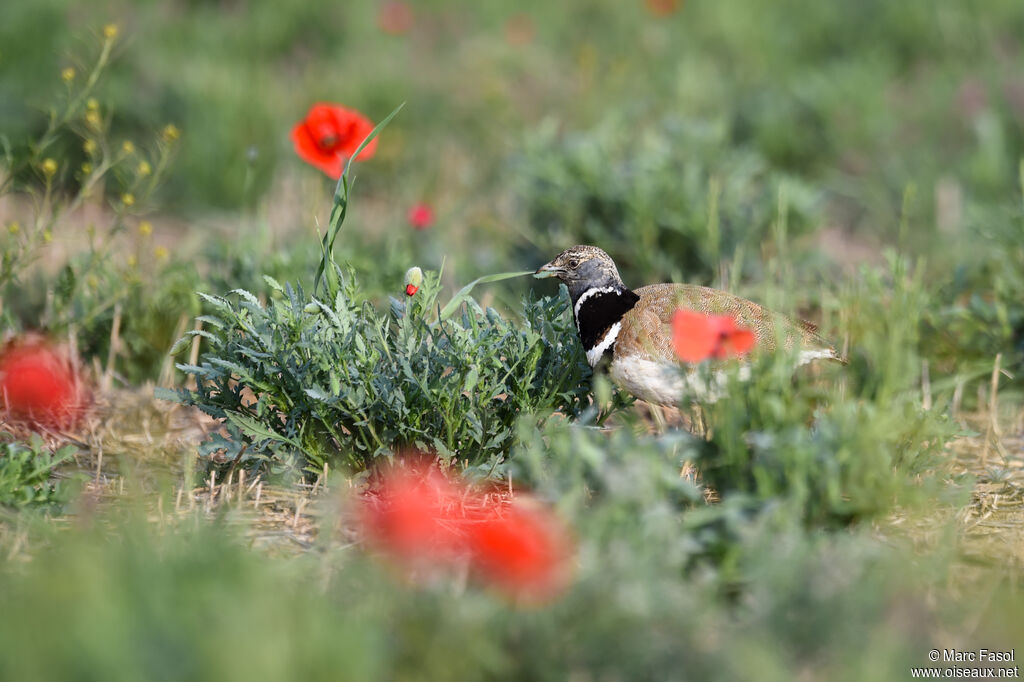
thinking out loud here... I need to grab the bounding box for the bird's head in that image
[534,245,626,300]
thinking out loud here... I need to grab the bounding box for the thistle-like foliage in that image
[159,271,594,476]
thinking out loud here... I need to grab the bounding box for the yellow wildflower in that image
[138,221,152,236]
[81,162,93,175]
[61,67,76,82]
[121,193,135,207]
[162,124,180,142]
[7,222,19,235]
[41,158,58,177]
[103,24,119,40]
[83,139,97,155]
[86,98,99,111]
[153,245,169,261]
[122,140,135,154]
[85,109,102,129]
[137,160,151,176]
[43,230,53,243]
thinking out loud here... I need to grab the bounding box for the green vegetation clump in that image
[514,116,817,285]
[158,108,604,475]
[159,274,596,476]
[0,436,78,510]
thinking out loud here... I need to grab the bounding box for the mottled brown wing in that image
[620,284,837,364]
[616,304,677,366]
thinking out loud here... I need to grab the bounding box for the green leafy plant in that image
[159,109,601,475]
[513,115,818,286]
[0,435,79,510]
[159,272,595,477]
[695,254,960,529]
[695,357,956,529]
[922,195,1024,400]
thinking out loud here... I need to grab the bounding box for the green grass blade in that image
[438,271,533,321]
[340,102,405,184]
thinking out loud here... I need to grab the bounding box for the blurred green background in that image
[4,0,1023,251]
[2,1,1024,680]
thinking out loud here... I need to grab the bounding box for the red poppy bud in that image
[404,266,423,297]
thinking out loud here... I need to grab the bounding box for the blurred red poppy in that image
[377,1,414,36]
[405,284,419,296]
[645,0,682,17]
[291,103,378,179]
[359,461,464,561]
[671,309,756,363]
[504,14,535,46]
[0,336,88,429]
[467,502,570,602]
[407,203,434,230]
[359,456,572,601]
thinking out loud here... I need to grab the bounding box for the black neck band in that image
[575,288,640,351]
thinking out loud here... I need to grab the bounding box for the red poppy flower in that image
[466,502,570,602]
[645,0,682,17]
[407,203,434,230]
[291,103,378,179]
[377,1,414,36]
[671,309,756,363]
[0,336,88,429]
[358,456,573,601]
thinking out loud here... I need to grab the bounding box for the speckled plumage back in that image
[616,283,837,365]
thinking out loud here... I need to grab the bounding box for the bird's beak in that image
[533,261,564,279]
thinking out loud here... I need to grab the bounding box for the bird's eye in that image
[568,259,580,269]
